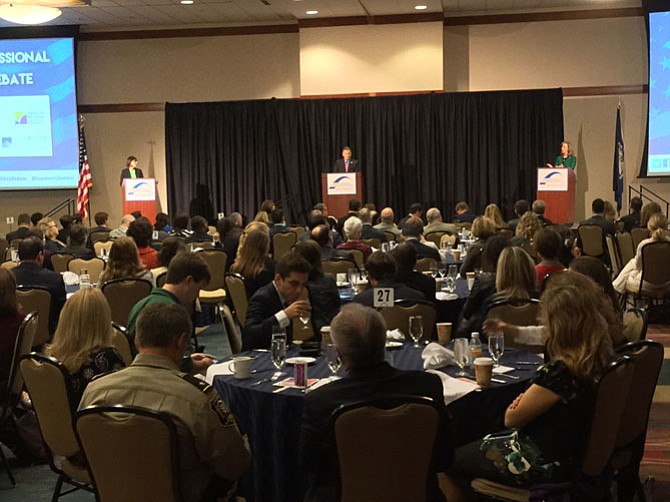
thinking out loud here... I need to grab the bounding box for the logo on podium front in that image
[537,168,568,192]
[125,180,156,201]
[327,173,356,195]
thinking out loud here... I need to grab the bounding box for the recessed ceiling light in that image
[180,0,194,4]
[415,5,428,10]
[306,10,318,15]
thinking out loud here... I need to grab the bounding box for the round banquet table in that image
[214,343,543,502]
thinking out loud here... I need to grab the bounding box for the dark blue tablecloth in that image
[213,343,543,502]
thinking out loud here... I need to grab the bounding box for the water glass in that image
[454,338,470,377]
[325,344,341,375]
[488,332,505,367]
[347,268,358,286]
[271,329,287,376]
[429,261,439,279]
[408,316,423,348]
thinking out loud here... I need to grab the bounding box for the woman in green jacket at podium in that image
[547,141,576,169]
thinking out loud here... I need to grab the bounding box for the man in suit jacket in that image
[402,218,441,262]
[60,224,96,259]
[119,155,145,186]
[352,251,425,307]
[299,303,452,502]
[242,253,311,350]
[12,237,66,334]
[359,208,387,243]
[579,198,617,236]
[424,207,457,236]
[332,146,359,173]
[619,196,642,233]
[392,243,436,303]
[6,213,32,243]
[532,200,553,227]
[507,199,530,234]
[374,207,402,239]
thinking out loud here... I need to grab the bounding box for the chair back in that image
[51,253,75,274]
[155,271,168,288]
[380,300,436,343]
[225,273,249,326]
[89,231,110,246]
[485,299,542,352]
[0,261,17,270]
[196,249,227,291]
[2,312,38,414]
[424,232,445,247]
[578,225,605,258]
[332,396,441,502]
[68,257,106,284]
[111,322,134,366]
[19,353,80,458]
[102,278,153,326]
[189,241,214,251]
[289,226,306,238]
[630,227,649,251]
[273,232,297,261]
[439,233,457,248]
[383,231,398,242]
[16,287,51,347]
[616,232,635,265]
[0,237,7,263]
[605,235,620,277]
[94,241,113,257]
[322,258,358,276]
[638,241,670,288]
[76,405,182,502]
[361,238,381,250]
[347,248,366,270]
[415,257,438,273]
[622,308,648,342]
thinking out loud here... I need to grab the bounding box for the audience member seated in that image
[253,211,271,226]
[38,219,65,253]
[509,211,540,251]
[603,200,617,223]
[30,212,44,229]
[352,251,424,307]
[186,216,214,244]
[336,217,372,261]
[392,243,436,302]
[153,212,172,240]
[364,202,379,225]
[579,198,616,236]
[12,237,66,334]
[484,204,508,231]
[269,208,290,239]
[59,224,95,259]
[109,214,135,240]
[424,207,457,235]
[618,196,642,233]
[533,227,565,289]
[402,217,441,262]
[311,224,352,262]
[398,202,423,230]
[337,199,361,236]
[242,253,311,350]
[459,216,496,277]
[452,201,475,224]
[0,268,24,395]
[507,199,530,234]
[640,201,662,228]
[151,237,187,282]
[532,199,553,227]
[359,207,387,242]
[45,288,125,405]
[230,230,275,299]
[374,207,401,238]
[301,210,343,247]
[97,236,156,288]
[448,272,614,493]
[86,211,112,248]
[293,240,341,335]
[80,302,251,501]
[127,217,159,269]
[215,213,243,269]
[6,213,32,243]
[169,213,194,239]
[57,214,74,244]
[259,199,275,221]
[313,203,339,231]
[299,303,452,502]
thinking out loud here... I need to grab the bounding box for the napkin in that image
[304,375,342,394]
[205,360,234,384]
[61,271,80,286]
[493,365,515,374]
[435,292,458,301]
[386,329,405,342]
[426,370,478,405]
[421,342,455,370]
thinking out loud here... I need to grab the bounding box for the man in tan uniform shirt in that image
[80,303,250,502]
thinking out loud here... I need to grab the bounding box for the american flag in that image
[76,124,92,219]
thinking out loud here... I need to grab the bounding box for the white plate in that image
[285,356,317,365]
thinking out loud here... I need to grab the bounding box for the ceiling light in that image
[0,4,62,24]
[414,5,428,10]
[180,0,193,4]
[305,10,318,15]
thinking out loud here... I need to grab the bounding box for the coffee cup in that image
[453,249,461,260]
[436,322,452,345]
[321,326,332,345]
[474,357,494,387]
[230,356,253,379]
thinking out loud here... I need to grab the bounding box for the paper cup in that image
[321,326,332,345]
[230,356,253,380]
[436,323,452,345]
[453,249,461,260]
[474,357,494,387]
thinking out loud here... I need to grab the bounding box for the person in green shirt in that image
[547,141,576,170]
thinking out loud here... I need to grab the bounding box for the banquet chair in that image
[424,231,446,248]
[101,277,153,326]
[0,260,17,270]
[630,227,649,251]
[383,231,398,242]
[19,353,94,500]
[88,230,110,246]
[332,396,443,502]
[225,273,248,326]
[0,237,7,263]
[361,238,381,250]
[155,271,168,288]
[578,224,606,261]
[606,235,621,278]
[16,286,52,347]
[439,233,457,248]
[612,340,663,502]
[622,307,648,343]
[624,241,670,305]
[0,312,37,486]
[380,299,436,343]
[76,405,182,502]
[111,322,134,366]
[189,241,214,251]
[616,232,635,266]
[347,248,366,270]
[485,299,542,353]
[51,253,75,274]
[290,226,306,238]
[94,240,113,257]
[68,257,106,284]
[415,257,438,273]
[322,258,358,276]
[273,232,297,261]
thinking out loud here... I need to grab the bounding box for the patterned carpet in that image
[640,326,670,501]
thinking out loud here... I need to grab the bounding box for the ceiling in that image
[0,0,642,30]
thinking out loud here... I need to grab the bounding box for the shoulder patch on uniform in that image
[210,396,235,427]
[180,373,211,392]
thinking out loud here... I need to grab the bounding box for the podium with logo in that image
[321,173,364,219]
[536,168,576,225]
[122,178,157,223]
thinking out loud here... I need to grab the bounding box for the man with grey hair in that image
[81,303,251,502]
[402,217,441,261]
[374,207,401,238]
[336,216,372,260]
[109,214,135,240]
[532,199,553,227]
[424,207,457,235]
[299,303,452,501]
[359,207,387,242]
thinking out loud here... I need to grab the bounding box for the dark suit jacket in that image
[452,211,475,223]
[300,362,452,501]
[119,168,145,186]
[242,282,292,350]
[360,224,387,243]
[352,279,425,307]
[6,226,32,243]
[395,269,436,303]
[307,274,341,336]
[12,262,66,334]
[60,245,96,260]
[332,158,359,173]
[619,211,641,233]
[580,214,616,236]
[406,238,441,262]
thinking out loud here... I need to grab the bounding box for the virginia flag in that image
[613,106,624,212]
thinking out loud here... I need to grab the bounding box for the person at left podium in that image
[119,156,145,186]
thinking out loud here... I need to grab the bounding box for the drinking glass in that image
[325,344,341,376]
[270,330,287,381]
[437,263,447,280]
[428,261,439,279]
[408,316,423,348]
[347,268,358,286]
[299,303,311,330]
[488,332,505,367]
[454,338,470,377]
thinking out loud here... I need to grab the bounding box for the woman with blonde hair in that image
[495,246,537,301]
[45,288,125,404]
[97,236,155,288]
[230,229,274,298]
[484,204,507,231]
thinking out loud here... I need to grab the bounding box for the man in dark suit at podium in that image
[333,147,359,173]
[119,155,145,186]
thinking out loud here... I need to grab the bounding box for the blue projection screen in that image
[648,11,670,175]
[0,37,78,189]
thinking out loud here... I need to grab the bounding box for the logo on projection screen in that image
[327,173,356,195]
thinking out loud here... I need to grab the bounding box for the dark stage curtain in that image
[165,89,563,224]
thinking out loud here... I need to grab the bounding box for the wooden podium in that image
[536,168,575,225]
[122,178,157,222]
[321,172,364,219]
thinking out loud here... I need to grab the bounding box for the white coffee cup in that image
[230,356,253,379]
